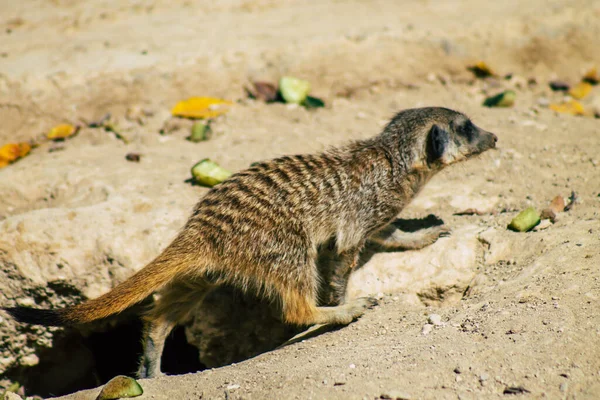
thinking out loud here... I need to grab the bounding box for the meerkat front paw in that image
[347,296,379,318]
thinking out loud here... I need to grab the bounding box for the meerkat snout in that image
[425,113,497,166]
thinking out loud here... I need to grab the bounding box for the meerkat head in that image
[381,107,498,172]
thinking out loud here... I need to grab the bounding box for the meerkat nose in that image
[491,133,498,143]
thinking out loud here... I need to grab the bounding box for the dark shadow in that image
[387,214,444,233]
[5,314,204,398]
[358,215,445,268]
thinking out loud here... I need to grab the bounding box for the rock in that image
[428,314,443,326]
[537,97,550,107]
[533,219,552,231]
[421,324,434,336]
[347,225,481,306]
[560,382,568,392]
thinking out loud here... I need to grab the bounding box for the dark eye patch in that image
[458,120,476,142]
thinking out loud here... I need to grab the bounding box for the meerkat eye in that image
[459,120,475,142]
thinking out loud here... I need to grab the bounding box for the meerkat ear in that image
[428,124,449,161]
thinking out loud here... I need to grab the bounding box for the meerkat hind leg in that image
[138,279,213,378]
[138,317,176,378]
[369,224,450,251]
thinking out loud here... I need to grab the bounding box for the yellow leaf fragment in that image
[0,143,21,162]
[568,82,593,99]
[549,100,585,116]
[171,97,232,119]
[468,61,495,78]
[0,142,31,168]
[48,124,78,140]
[18,143,31,157]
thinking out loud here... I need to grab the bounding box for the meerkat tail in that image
[3,248,193,327]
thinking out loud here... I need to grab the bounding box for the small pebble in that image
[537,97,550,107]
[421,324,433,335]
[428,314,443,326]
[533,219,552,231]
[226,384,240,390]
[560,382,568,392]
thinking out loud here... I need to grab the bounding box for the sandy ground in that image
[1,0,599,399]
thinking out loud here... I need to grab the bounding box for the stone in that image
[421,324,434,336]
[428,314,443,326]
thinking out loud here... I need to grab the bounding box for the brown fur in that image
[3,107,497,378]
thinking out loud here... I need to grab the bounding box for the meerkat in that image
[3,107,497,379]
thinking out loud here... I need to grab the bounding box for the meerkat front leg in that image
[369,223,450,251]
[318,244,364,306]
[281,259,376,327]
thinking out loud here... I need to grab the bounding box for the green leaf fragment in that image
[508,207,541,232]
[191,158,232,187]
[483,90,516,108]
[302,96,325,109]
[96,376,143,400]
[279,76,311,104]
[189,122,211,142]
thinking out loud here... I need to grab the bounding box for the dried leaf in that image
[549,100,585,116]
[302,95,325,109]
[247,81,279,102]
[171,97,232,119]
[17,143,31,157]
[549,80,570,91]
[0,144,22,162]
[583,67,599,85]
[468,61,495,78]
[483,90,516,107]
[549,195,565,213]
[0,143,31,168]
[48,124,78,140]
[125,153,141,162]
[568,82,593,99]
[564,190,578,212]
